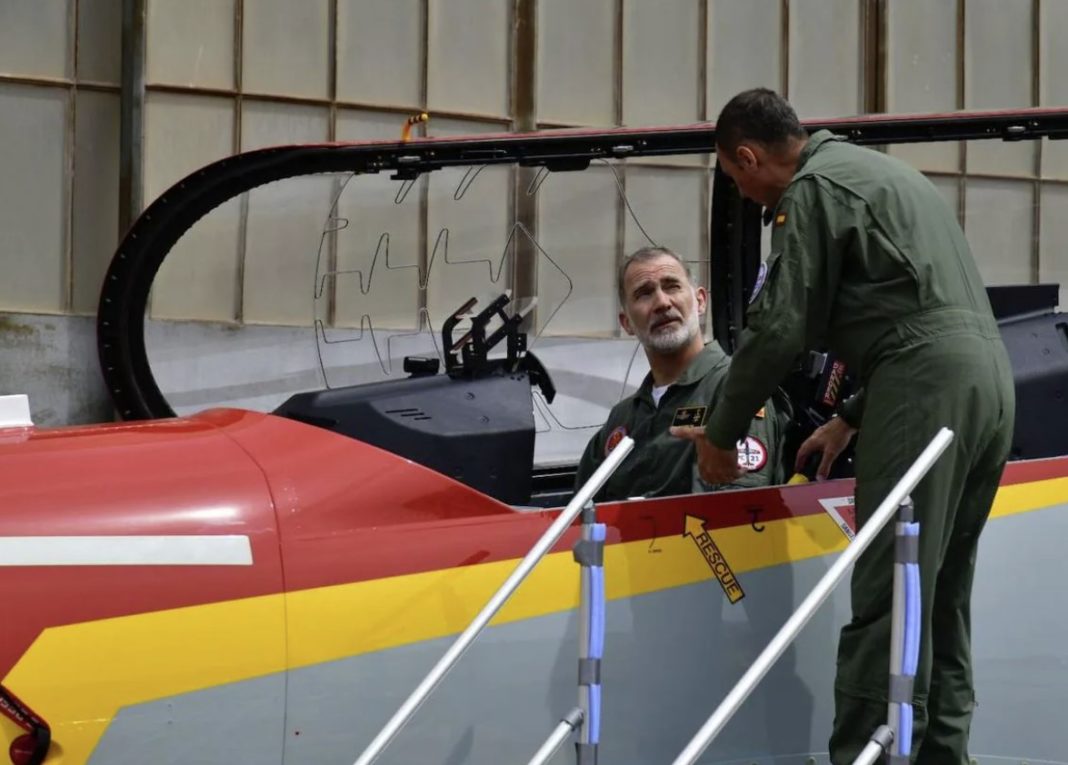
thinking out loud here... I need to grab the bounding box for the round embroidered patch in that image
[605,425,628,456]
[736,436,768,472]
[749,261,769,304]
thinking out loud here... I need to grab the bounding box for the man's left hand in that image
[670,425,742,484]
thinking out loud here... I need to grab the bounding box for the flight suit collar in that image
[796,129,846,173]
[764,130,846,225]
[635,342,729,403]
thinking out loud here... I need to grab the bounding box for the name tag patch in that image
[672,406,707,427]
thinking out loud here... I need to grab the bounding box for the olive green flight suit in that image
[575,343,789,502]
[704,131,1015,763]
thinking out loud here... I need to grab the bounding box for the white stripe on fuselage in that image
[0,535,253,566]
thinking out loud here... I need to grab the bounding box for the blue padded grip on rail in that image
[898,522,921,757]
[587,523,607,744]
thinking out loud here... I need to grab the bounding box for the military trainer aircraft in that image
[2,107,1067,765]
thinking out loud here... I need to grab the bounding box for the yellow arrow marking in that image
[684,515,745,603]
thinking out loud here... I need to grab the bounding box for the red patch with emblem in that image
[605,426,628,457]
[822,359,847,407]
[736,436,768,472]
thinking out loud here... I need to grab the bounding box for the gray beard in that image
[639,309,701,354]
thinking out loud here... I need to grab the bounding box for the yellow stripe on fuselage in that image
[991,475,1068,519]
[5,477,1068,763]
[3,595,286,763]
[285,509,848,669]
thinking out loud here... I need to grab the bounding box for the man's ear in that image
[694,286,708,317]
[736,145,758,171]
[619,310,635,336]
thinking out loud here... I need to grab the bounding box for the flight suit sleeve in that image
[705,178,845,449]
[574,428,606,493]
[838,386,866,428]
[694,402,782,492]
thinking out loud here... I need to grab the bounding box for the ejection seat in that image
[275,293,555,507]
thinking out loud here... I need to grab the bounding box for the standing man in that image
[672,89,1014,763]
[574,246,788,501]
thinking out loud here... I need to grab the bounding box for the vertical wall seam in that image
[233,0,247,323]
[417,0,430,330]
[957,0,967,226]
[66,0,80,312]
[781,0,790,99]
[325,0,340,329]
[1032,0,1042,284]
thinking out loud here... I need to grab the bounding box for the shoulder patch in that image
[672,405,707,427]
[736,436,768,472]
[749,261,769,304]
[605,425,628,457]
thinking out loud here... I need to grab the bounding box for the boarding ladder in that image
[670,427,953,765]
[351,435,636,765]
[352,428,953,765]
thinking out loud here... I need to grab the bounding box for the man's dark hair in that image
[714,88,807,155]
[617,246,694,305]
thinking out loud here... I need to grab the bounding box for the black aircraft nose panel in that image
[275,371,535,506]
[999,312,1068,461]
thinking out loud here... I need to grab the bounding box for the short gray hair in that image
[617,246,694,304]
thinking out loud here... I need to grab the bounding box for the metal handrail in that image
[669,427,955,765]
[854,726,894,765]
[527,707,585,765]
[528,496,607,765]
[352,436,636,765]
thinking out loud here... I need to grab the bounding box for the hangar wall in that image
[0,0,1066,437]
